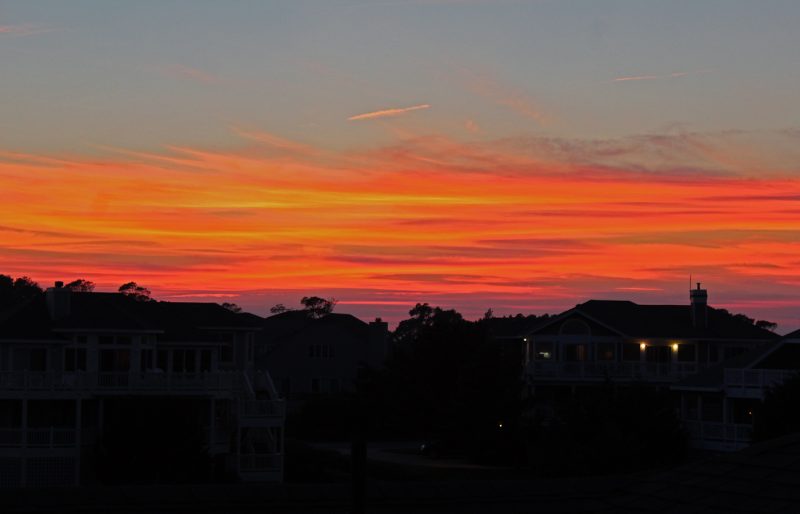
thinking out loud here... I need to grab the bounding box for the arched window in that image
[559,319,590,336]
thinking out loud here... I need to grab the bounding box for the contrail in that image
[348,104,430,121]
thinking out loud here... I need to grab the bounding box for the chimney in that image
[690,282,708,329]
[46,281,71,320]
[367,317,390,367]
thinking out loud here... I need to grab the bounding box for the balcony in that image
[239,453,283,481]
[723,368,799,398]
[683,421,751,451]
[0,371,246,394]
[528,361,699,382]
[0,428,77,448]
[240,399,285,417]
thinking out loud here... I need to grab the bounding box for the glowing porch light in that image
[639,342,647,351]
[672,343,679,352]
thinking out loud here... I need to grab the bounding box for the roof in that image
[258,310,369,346]
[531,299,779,340]
[783,328,800,340]
[483,315,549,338]
[0,291,260,342]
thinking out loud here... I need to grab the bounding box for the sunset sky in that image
[2,1,799,331]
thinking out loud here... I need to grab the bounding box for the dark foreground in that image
[4,434,800,513]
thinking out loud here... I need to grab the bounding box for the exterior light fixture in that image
[672,343,679,352]
[523,338,527,342]
[639,342,647,351]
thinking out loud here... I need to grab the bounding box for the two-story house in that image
[0,282,285,487]
[673,329,800,452]
[256,310,389,403]
[524,284,778,390]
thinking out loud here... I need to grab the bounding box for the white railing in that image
[0,371,245,393]
[239,453,282,472]
[240,399,286,418]
[683,421,751,449]
[529,361,699,381]
[0,428,76,448]
[724,368,798,397]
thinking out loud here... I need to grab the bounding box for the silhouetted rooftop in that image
[259,310,369,346]
[532,299,778,340]
[0,291,259,342]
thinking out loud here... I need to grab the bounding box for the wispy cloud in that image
[0,24,55,38]
[464,119,480,133]
[457,68,549,124]
[348,104,431,121]
[162,64,223,84]
[612,69,714,83]
[232,127,315,155]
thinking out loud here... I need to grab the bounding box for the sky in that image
[1,1,800,331]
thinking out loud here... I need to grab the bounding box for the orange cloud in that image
[1,131,798,329]
[348,104,431,121]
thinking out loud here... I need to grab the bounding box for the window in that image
[219,343,233,364]
[565,344,587,362]
[280,378,291,397]
[98,336,114,345]
[723,346,746,361]
[677,344,696,362]
[597,343,615,361]
[560,319,590,335]
[141,349,154,372]
[622,343,640,361]
[65,348,87,372]
[100,349,130,372]
[535,342,554,360]
[75,335,88,344]
[328,378,340,393]
[29,349,47,371]
[308,344,334,359]
[157,350,168,371]
[116,336,132,345]
[172,349,196,372]
[200,350,212,372]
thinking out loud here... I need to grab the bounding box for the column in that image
[21,399,27,487]
[74,399,82,486]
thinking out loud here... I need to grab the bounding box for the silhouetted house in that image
[524,284,778,387]
[255,311,389,401]
[0,282,285,487]
[673,329,800,451]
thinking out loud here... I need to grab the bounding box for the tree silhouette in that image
[65,279,95,292]
[0,274,42,310]
[269,303,288,314]
[755,320,778,332]
[300,296,336,318]
[221,302,242,313]
[118,282,152,302]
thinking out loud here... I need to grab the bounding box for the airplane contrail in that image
[348,104,430,121]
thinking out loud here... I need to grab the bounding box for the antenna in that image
[689,273,692,291]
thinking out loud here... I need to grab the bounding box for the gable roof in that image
[0,291,260,342]
[529,299,778,341]
[258,310,369,346]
